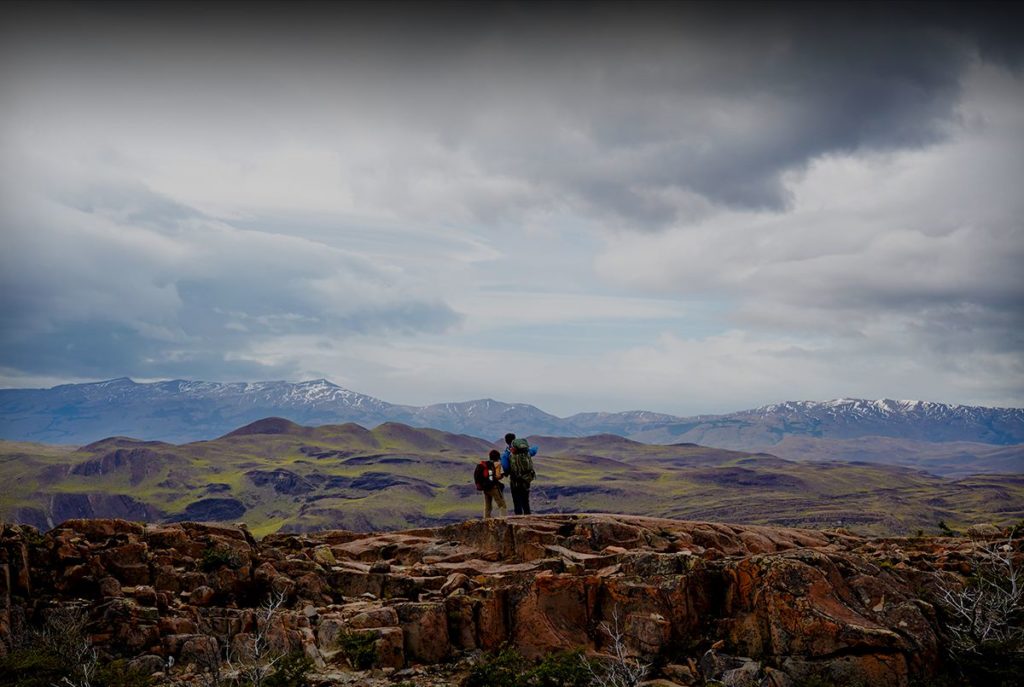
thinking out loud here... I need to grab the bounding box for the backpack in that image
[509,438,536,486]
[474,460,498,491]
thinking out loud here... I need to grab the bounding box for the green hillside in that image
[1,419,1022,537]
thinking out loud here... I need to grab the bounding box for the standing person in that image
[502,432,537,515]
[474,449,507,518]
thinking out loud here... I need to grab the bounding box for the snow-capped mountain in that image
[627,398,1024,448]
[0,377,405,444]
[1,378,1022,450]
[408,399,567,437]
[739,398,1024,444]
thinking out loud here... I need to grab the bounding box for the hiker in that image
[474,449,507,518]
[501,432,537,515]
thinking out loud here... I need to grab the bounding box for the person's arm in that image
[501,448,511,472]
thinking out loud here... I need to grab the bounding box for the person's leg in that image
[510,485,524,515]
[484,489,493,518]
[493,486,507,517]
[522,487,531,515]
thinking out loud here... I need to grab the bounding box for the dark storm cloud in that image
[0,320,296,380]
[1,1,1022,405]
[3,1,1019,226]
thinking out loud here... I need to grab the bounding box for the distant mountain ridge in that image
[1,377,1022,451]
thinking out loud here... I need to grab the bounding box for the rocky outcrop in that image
[0,514,1013,685]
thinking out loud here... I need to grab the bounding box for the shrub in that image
[462,647,597,687]
[262,652,313,687]
[936,534,1024,685]
[337,630,378,671]
[531,650,594,687]
[201,546,241,571]
[0,647,66,687]
[95,660,155,687]
[463,647,528,687]
[0,605,99,687]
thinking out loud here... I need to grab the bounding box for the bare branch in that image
[581,608,651,687]
[936,533,1024,655]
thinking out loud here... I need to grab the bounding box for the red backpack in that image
[474,460,499,491]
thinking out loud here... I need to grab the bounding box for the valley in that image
[2,418,1021,538]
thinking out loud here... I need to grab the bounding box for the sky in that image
[1,1,1022,416]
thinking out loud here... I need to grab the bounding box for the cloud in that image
[593,63,1024,406]
[0,162,460,379]
[0,3,1022,411]
[2,3,1020,230]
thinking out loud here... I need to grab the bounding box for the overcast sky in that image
[1,2,1022,415]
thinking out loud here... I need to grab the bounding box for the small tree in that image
[0,604,98,687]
[582,610,650,687]
[228,590,289,687]
[935,532,1023,685]
[938,534,1023,654]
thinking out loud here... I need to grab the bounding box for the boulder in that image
[312,545,337,566]
[966,523,1001,538]
[127,654,167,676]
[180,635,218,667]
[394,601,450,664]
[99,576,123,598]
[190,585,215,606]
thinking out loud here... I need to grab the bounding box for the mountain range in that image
[2,378,1022,471]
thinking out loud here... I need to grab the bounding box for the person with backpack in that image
[474,449,507,518]
[501,432,537,515]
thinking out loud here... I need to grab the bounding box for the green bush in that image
[953,641,1024,687]
[95,660,155,687]
[201,546,241,571]
[463,647,528,687]
[531,650,593,687]
[337,630,378,671]
[263,651,313,687]
[463,647,595,687]
[0,648,156,687]
[0,647,66,687]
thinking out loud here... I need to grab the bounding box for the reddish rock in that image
[394,601,450,664]
[179,634,219,667]
[127,654,166,675]
[342,603,400,629]
[159,616,197,634]
[98,576,122,598]
[476,588,509,651]
[367,625,405,668]
[190,585,215,606]
[128,585,157,606]
[513,573,594,658]
[445,594,478,650]
[439,572,471,596]
[625,611,672,656]
[0,514,979,683]
[152,565,180,592]
[57,518,145,540]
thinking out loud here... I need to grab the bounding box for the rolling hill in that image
[1,419,1021,538]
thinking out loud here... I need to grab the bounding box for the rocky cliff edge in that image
[0,514,1016,686]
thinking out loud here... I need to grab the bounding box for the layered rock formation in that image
[0,514,1010,686]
